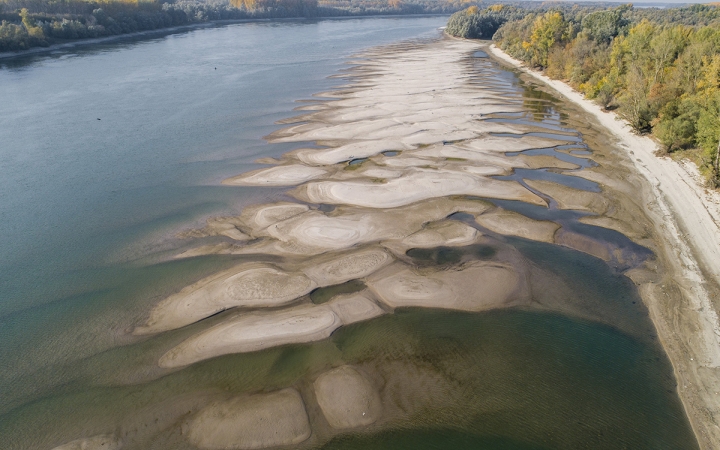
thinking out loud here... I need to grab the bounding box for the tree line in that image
[0,0,462,53]
[447,3,720,186]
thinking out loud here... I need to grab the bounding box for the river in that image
[0,17,698,450]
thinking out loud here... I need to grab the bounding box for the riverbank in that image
[485,42,720,449]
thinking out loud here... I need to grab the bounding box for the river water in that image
[0,17,698,449]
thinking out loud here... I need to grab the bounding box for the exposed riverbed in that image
[0,20,700,449]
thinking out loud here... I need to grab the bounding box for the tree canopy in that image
[447,3,720,186]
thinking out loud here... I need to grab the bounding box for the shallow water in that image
[0,19,699,450]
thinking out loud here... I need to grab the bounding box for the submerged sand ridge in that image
[125,37,679,449]
[314,365,383,429]
[187,389,311,449]
[51,436,122,450]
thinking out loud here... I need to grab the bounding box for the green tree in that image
[581,5,630,44]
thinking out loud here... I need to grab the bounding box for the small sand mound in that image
[368,262,523,312]
[159,294,384,368]
[135,263,316,335]
[303,248,393,286]
[475,210,559,243]
[266,211,377,249]
[329,293,386,324]
[400,221,479,249]
[187,389,310,449]
[223,165,327,186]
[314,365,383,429]
[51,435,122,450]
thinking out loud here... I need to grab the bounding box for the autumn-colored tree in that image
[522,11,570,68]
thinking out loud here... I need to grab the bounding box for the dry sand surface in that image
[524,179,609,214]
[295,168,545,208]
[486,43,720,449]
[314,365,383,429]
[397,220,479,250]
[475,209,559,243]
[201,198,493,257]
[186,389,311,449]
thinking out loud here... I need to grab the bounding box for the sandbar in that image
[135,263,316,335]
[223,165,327,186]
[368,261,525,312]
[302,247,394,287]
[314,365,383,429]
[475,209,559,243]
[187,388,310,449]
[295,168,545,208]
[159,293,385,368]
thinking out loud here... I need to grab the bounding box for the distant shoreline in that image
[484,41,720,450]
[0,14,450,61]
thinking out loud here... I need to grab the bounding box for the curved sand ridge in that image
[135,263,317,335]
[233,198,492,255]
[159,293,385,368]
[294,140,412,166]
[239,202,309,230]
[187,389,310,450]
[314,365,383,429]
[223,165,327,186]
[295,169,545,208]
[395,220,479,251]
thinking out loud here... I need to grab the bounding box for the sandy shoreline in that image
[485,42,720,449]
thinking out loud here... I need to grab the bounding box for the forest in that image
[447,3,720,186]
[0,0,461,52]
[0,0,624,53]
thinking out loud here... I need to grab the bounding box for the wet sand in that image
[486,42,720,450]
